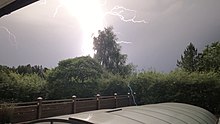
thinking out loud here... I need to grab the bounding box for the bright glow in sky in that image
[58,0,105,56]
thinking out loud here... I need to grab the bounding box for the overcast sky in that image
[1,0,220,72]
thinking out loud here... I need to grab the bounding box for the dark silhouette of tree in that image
[16,64,47,78]
[93,26,132,76]
[177,42,198,72]
[0,65,11,73]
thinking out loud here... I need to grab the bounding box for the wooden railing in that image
[0,94,133,123]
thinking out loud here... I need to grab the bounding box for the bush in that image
[0,71,47,102]
[0,103,15,123]
[46,57,103,99]
[130,70,220,114]
[99,73,129,96]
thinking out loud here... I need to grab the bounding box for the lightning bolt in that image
[116,41,132,44]
[104,5,148,24]
[0,26,17,48]
[103,3,147,46]
[51,0,147,23]
[127,84,137,106]
[114,31,132,45]
[43,0,147,56]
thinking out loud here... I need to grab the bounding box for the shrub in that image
[130,70,220,114]
[0,103,15,123]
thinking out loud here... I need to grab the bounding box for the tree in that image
[197,41,220,72]
[47,56,103,99]
[177,42,198,72]
[93,26,132,75]
[0,70,47,102]
[16,64,48,78]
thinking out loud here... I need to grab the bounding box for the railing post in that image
[37,97,43,119]
[72,95,76,114]
[96,94,100,110]
[114,93,118,108]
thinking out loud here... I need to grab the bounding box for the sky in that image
[0,0,220,72]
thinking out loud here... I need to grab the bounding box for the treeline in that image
[131,41,220,114]
[0,27,132,102]
[1,62,219,114]
[130,70,220,114]
[0,65,47,102]
[0,56,129,101]
[177,42,220,73]
[0,64,48,78]
[0,27,220,115]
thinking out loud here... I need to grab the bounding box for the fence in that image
[0,93,134,123]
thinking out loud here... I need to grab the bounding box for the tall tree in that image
[177,42,198,72]
[197,41,220,73]
[93,26,132,75]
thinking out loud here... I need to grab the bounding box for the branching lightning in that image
[41,0,147,55]
[103,3,147,47]
[0,26,17,48]
[52,0,147,23]
[104,5,147,24]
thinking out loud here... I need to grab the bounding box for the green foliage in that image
[0,103,15,123]
[177,42,198,72]
[16,64,48,78]
[57,56,103,83]
[93,26,132,76]
[47,56,103,99]
[0,70,47,102]
[178,41,220,73]
[0,39,219,116]
[0,65,13,73]
[197,41,220,72]
[130,71,167,104]
[15,73,47,101]
[0,71,15,102]
[130,70,220,114]
[0,64,48,78]
[99,73,128,96]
